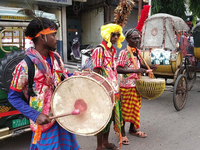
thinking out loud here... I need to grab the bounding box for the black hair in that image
[124,28,139,39]
[25,17,58,44]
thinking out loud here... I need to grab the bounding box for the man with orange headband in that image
[92,23,125,150]
[8,17,80,150]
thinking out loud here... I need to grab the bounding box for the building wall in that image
[80,4,138,55]
[81,8,104,47]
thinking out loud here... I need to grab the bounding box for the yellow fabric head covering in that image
[101,23,125,48]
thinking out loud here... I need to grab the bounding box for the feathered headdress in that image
[17,0,40,20]
[17,0,49,40]
[18,8,44,27]
[136,5,151,32]
[18,8,57,41]
[114,0,135,28]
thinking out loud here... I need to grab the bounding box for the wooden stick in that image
[138,53,151,69]
[49,112,72,120]
[138,52,154,78]
[127,45,154,79]
[50,109,80,120]
[127,45,141,79]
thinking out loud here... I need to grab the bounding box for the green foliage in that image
[152,0,187,21]
[189,0,200,24]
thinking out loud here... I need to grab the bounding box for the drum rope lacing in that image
[80,71,116,105]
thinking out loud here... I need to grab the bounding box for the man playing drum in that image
[92,23,125,150]
[117,28,157,145]
[8,17,80,149]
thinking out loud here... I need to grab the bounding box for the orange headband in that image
[26,27,57,40]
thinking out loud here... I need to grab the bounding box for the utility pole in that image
[148,0,151,16]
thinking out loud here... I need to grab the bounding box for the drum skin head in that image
[51,75,113,136]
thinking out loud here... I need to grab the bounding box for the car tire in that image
[0,50,26,93]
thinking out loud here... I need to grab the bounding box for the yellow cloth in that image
[101,23,125,49]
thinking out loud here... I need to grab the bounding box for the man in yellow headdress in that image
[91,23,125,150]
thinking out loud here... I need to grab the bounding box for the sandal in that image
[129,130,147,138]
[121,136,130,145]
[102,143,119,150]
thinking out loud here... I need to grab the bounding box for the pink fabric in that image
[10,51,69,132]
[92,41,119,93]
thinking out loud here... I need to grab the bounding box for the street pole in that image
[148,0,151,16]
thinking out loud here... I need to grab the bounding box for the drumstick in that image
[49,109,80,120]
[138,53,154,78]
[155,64,159,67]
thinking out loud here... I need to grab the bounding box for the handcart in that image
[140,13,196,111]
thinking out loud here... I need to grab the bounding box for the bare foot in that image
[96,147,103,150]
[102,143,119,150]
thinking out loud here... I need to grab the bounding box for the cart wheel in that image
[173,67,183,84]
[173,74,188,111]
[183,65,196,91]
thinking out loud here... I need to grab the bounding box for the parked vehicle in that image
[192,22,200,70]
[0,6,58,140]
[140,13,196,111]
[70,32,93,63]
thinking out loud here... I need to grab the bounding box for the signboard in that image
[12,117,30,128]
[0,16,26,20]
[35,0,72,5]
[0,7,58,22]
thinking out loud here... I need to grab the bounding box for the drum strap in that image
[97,44,106,74]
[21,56,36,104]
[127,45,141,78]
[134,52,142,66]
[54,54,65,81]
[138,52,154,78]
[97,44,105,64]
[127,45,154,79]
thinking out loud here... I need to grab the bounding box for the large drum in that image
[51,71,114,136]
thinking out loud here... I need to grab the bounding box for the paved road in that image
[76,75,200,150]
[1,69,200,150]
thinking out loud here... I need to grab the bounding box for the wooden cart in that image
[140,13,196,111]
